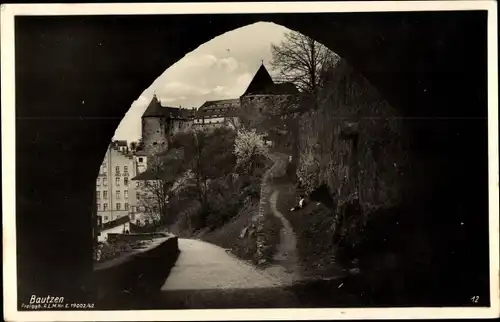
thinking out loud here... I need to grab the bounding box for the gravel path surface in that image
[161,238,283,291]
[265,190,301,283]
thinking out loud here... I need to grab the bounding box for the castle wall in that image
[240,94,297,152]
[141,117,169,155]
[169,119,194,137]
[296,59,412,211]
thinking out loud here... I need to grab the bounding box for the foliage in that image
[187,128,237,213]
[202,200,260,263]
[271,31,340,95]
[129,141,138,152]
[164,128,239,230]
[234,128,269,175]
[296,151,320,194]
[135,152,186,226]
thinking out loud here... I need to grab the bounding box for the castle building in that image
[127,63,298,230]
[137,62,298,153]
[239,63,298,118]
[193,98,240,129]
[96,141,139,225]
[140,95,195,155]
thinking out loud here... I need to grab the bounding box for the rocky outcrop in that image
[296,59,411,212]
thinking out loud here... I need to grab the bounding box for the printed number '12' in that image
[471,296,479,303]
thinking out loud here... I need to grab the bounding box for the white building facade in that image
[96,141,139,224]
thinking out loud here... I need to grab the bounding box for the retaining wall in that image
[94,235,179,308]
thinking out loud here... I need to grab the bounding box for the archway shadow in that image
[13,11,489,308]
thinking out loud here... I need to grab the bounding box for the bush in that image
[234,129,269,175]
[295,205,337,273]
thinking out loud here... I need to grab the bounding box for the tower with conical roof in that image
[239,62,298,129]
[140,94,169,155]
[241,62,275,96]
[139,94,195,155]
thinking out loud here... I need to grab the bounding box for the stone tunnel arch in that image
[13,11,489,304]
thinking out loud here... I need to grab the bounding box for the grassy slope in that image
[201,199,282,267]
[272,179,347,279]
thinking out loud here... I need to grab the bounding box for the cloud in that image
[156,81,211,104]
[180,53,218,69]
[215,57,239,73]
[114,22,295,142]
[213,85,226,94]
[236,72,253,87]
[112,94,150,142]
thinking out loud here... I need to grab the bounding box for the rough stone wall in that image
[240,94,297,153]
[169,119,194,137]
[142,117,169,155]
[240,95,285,127]
[297,59,411,212]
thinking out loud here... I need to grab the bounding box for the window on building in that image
[124,166,128,173]
[97,203,101,211]
[96,178,100,186]
[103,191,108,199]
[136,192,140,199]
[103,203,108,211]
[96,191,100,200]
[115,166,120,173]
[103,177,108,186]
[116,177,120,186]
[104,216,108,221]
[103,162,107,168]
[116,191,120,199]
[138,157,143,162]
[124,203,129,211]
[124,177,129,186]
[116,203,121,210]
[131,206,136,213]
[136,219,140,226]
[136,182,140,188]
[124,190,128,199]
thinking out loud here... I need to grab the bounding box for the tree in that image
[129,141,138,152]
[271,31,339,96]
[134,149,186,227]
[234,128,269,175]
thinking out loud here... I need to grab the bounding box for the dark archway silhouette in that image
[14,11,489,307]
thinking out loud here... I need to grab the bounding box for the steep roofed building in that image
[140,95,195,155]
[193,98,241,129]
[138,62,298,153]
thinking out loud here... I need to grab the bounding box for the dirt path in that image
[162,239,284,291]
[262,153,302,283]
[160,238,300,308]
[265,190,302,283]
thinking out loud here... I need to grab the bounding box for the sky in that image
[113,22,292,143]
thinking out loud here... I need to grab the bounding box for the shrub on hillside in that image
[205,177,243,230]
[234,128,269,175]
[294,205,338,274]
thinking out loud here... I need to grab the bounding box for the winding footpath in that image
[262,153,302,284]
[157,153,302,308]
[162,239,282,291]
[160,238,299,308]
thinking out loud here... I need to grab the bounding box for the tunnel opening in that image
[13,11,490,309]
